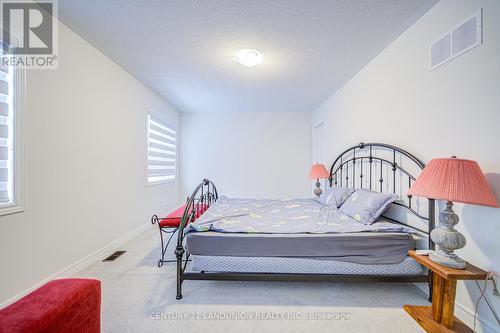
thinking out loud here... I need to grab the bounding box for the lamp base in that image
[430,248,467,269]
[429,201,467,270]
[313,179,322,197]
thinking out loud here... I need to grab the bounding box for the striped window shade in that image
[147,112,176,184]
[0,60,12,203]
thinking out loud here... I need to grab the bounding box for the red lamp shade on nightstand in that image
[309,163,329,198]
[309,164,329,180]
[408,157,498,269]
[408,158,498,207]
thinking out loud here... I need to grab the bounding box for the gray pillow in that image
[339,189,397,224]
[320,186,355,208]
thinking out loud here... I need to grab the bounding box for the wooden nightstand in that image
[404,250,487,333]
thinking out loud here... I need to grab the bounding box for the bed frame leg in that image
[151,215,165,267]
[428,272,433,302]
[175,245,184,300]
[158,227,165,268]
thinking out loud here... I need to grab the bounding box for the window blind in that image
[147,113,176,183]
[0,60,12,203]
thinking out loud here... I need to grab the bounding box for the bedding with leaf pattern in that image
[186,196,412,234]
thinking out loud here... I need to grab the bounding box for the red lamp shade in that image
[408,158,499,207]
[309,164,329,180]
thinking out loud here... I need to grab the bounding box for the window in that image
[147,111,176,184]
[0,60,13,205]
[0,41,25,215]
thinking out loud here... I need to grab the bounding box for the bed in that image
[173,142,436,300]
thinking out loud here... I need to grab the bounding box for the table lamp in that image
[309,164,329,197]
[408,157,498,269]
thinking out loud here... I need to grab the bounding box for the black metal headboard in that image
[328,142,435,249]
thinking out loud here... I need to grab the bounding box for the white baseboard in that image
[455,301,497,333]
[0,222,150,309]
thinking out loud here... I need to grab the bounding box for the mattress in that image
[186,231,414,264]
[190,255,424,276]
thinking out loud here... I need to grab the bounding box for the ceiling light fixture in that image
[234,49,263,67]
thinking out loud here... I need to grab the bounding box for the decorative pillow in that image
[320,186,355,208]
[339,189,397,224]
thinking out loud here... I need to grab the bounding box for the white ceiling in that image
[59,0,438,113]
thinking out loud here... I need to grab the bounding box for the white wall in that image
[0,20,180,303]
[312,0,500,331]
[180,112,311,200]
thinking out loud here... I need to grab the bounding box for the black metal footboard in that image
[176,179,218,300]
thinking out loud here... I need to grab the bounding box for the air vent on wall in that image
[430,9,482,70]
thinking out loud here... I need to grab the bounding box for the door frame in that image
[311,120,326,165]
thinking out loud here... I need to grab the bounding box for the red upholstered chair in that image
[0,278,101,333]
[151,202,209,267]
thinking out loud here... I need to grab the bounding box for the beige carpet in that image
[74,227,428,333]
